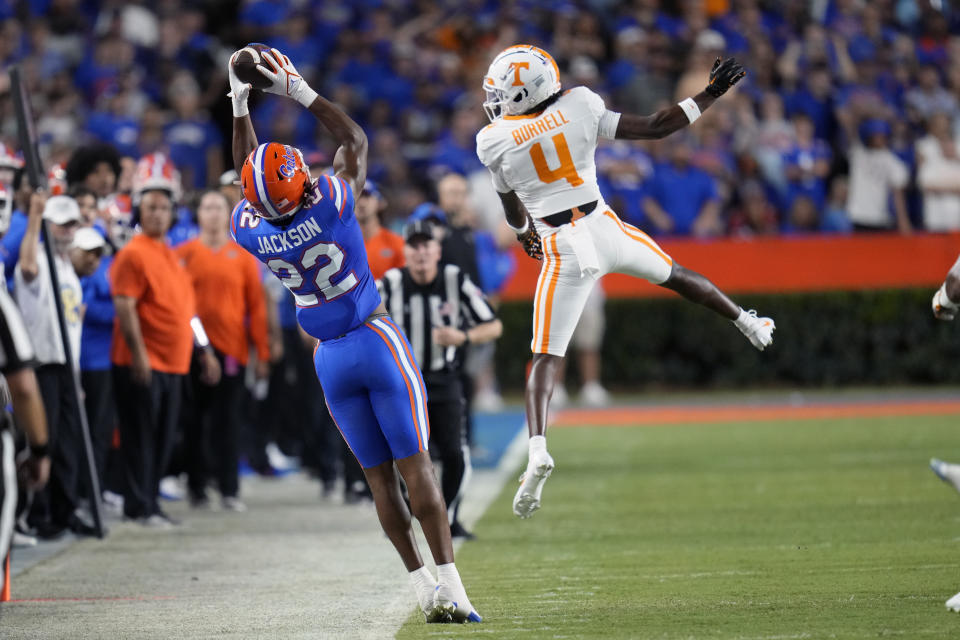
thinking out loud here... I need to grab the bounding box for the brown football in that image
[232,43,274,90]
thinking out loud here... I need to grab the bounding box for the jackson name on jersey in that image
[475,86,620,220]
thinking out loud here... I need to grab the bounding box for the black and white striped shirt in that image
[378,264,496,375]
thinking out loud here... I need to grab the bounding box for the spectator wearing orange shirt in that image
[357,181,404,279]
[177,191,269,511]
[111,186,220,528]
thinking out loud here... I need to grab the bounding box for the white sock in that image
[436,562,461,587]
[529,435,547,457]
[410,566,436,610]
[409,565,435,590]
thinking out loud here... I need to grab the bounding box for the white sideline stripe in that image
[386,420,529,637]
[0,430,16,577]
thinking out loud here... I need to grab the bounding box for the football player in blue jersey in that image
[226,46,480,623]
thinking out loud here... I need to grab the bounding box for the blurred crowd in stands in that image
[2,0,960,542]
[2,0,960,238]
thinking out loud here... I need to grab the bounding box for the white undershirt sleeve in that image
[598,109,621,139]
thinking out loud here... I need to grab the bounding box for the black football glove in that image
[705,57,746,98]
[517,222,543,261]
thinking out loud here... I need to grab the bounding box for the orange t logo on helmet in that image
[509,61,530,86]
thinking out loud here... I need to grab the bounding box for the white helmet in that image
[482,44,561,121]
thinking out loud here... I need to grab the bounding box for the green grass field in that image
[398,414,960,639]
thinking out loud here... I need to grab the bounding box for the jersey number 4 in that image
[530,133,584,187]
[267,242,358,306]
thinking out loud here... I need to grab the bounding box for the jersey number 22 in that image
[267,242,358,306]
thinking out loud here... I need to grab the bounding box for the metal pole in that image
[10,66,106,538]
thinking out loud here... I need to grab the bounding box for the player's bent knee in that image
[527,354,564,395]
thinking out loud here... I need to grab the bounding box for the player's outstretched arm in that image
[257,49,368,193]
[228,50,258,174]
[308,95,368,195]
[932,254,960,320]
[615,57,745,140]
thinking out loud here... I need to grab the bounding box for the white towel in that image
[562,220,601,278]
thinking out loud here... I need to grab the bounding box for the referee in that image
[0,283,50,589]
[378,219,502,539]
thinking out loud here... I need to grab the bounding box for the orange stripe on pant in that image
[366,322,425,453]
[604,210,672,266]
[537,234,562,353]
[382,317,431,439]
[531,234,555,351]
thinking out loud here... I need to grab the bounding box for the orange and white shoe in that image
[513,449,555,519]
[734,309,775,351]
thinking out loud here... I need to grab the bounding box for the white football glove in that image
[227,49,252,117]
[933,284,958,321]
[258,48,318,107]
[734,308,775,351]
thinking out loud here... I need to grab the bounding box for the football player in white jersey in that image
[476,44,776,519]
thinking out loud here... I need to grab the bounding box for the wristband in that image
[293,84,319,108]
[30,442,49,458]
[507,218,529,235]
[191,316,211,348]
[232,97,249,118]
[678,97,701,124]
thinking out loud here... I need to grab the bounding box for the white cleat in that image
[930,458,960,494]
[435,584,482,623]
[580,381,610,408]
[513,450,555,519]
[420,583,453,623]
[734,309,775,351]
[947,591,960,612]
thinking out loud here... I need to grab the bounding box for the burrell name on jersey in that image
[475,86,620,219]
[230,175,381,341]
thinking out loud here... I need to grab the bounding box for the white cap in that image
[71,226,106,251]
[42,195,82,226]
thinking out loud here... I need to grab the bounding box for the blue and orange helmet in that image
[241,142,311,219]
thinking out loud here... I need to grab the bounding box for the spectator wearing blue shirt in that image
[783,64,836,141]
[821,176,852,234]
[266,12,326,79]
[643,141,722,237]
[783,113,832,210]
[85,91,140,159]
[163,73,222,190]
[429,108,486,180]
[73,225,114,493]
[596,139,652,228]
